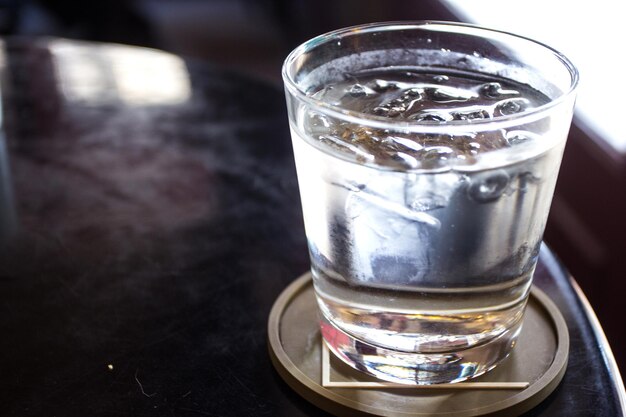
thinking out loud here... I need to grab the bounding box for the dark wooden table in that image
[0,38,623,417]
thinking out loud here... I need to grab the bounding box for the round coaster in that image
[268,273,569,417]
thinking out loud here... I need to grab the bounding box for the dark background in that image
[0,0,623,375]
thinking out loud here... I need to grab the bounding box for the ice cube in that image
[494,98,530,116]
[452,108,491,121]
[386,136,423,152]
[403,171,460,212]
[405,88,421,97]
[387,107,403,117]
[419,146,456,170]
[481,82,520,99]
[481,82,503,98]
[319,135,375,162]
[373,106,390,117]
[390,152,419,169]
[505,130,537,146]
[371,79,398,92]
[343,182,441,227]
[425,86,476,103]
[304,111,335,137]
[347,83,373,98]
[469,130,510,152]
[409,110,454,122]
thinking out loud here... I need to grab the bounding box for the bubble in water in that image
[494,98,529,116]
[467,170,510,203]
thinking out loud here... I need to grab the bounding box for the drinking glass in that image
[282,21,578,384]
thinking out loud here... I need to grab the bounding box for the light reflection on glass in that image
[50,40,192,106]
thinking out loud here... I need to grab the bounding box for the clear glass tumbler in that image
[282,21,578,384]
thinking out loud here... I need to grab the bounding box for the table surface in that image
[0,38,623,417]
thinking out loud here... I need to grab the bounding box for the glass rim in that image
[282,21,579,134]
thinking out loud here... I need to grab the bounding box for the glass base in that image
[320,314,523,385]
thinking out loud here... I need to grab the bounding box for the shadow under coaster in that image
[268,273,569,417]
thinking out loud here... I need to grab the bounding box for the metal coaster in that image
[268,273,569,417]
